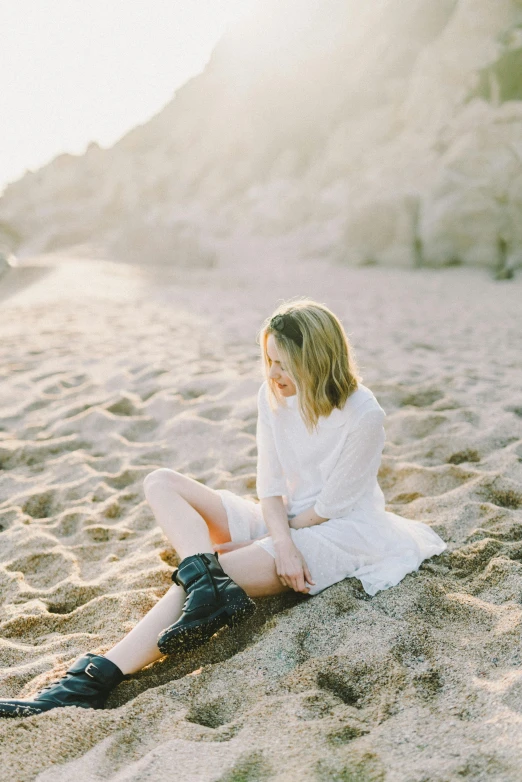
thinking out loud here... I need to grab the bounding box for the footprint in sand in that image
[198,405,233,422]
[381,462,474,500]
[447,449,481,464]
[476,483,522,510]
[53,511,86,538]
[121,419,159,442]
[6,550,74,589]
[185,696,244,729]
[242,419,257,436]
[214,751,271,780]
[61,374,89,388]
[83,525,113,543]
[449,538,504,578]
[179,387,207,401]
[387,412,449,443]
[326,722,370,744]
[505,404,522,419]
[294,691,337,720]
[316,670,361,709]
[400,389,445,407]
[106,395,142,417]
[412,668,444,701]
[103,468,143,490]
[45,584,105,615]
[185,457,216,473]
[22,489,58,519]
[389,491,424,504]
[501,676,522,714]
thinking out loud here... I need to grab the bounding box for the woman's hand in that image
[274,538,315,594]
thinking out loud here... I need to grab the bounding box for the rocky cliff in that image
[1,0,521,272]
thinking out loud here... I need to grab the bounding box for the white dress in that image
[215,380,447,597]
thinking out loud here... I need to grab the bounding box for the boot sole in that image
[157,596,256,655]
[0,701,45,718]
[0,698,106,718]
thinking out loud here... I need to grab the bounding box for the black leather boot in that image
[157,551,256,655]
[0,653,126,718]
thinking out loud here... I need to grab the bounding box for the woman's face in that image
[266,333,297,397]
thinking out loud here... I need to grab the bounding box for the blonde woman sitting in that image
[0,298,446,717]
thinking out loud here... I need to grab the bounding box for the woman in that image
[0,298,447,717]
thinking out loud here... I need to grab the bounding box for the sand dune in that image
[1,249,522,780]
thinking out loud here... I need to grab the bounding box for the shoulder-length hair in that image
[257,297,362,433]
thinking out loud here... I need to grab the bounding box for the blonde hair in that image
[257,297,362,433]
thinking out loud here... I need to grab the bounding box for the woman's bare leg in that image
[105,544,288,674]
[104,584,186,674]
[104,469,289,674]
[140,468,228,559]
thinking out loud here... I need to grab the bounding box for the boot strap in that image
[66,655,125,685]
[172,558,209,590]
[172,553,220,590]
[172,567,200,588]
[67,655,96,675]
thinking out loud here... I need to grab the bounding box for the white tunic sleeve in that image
[255,384,287,499]
[313,408,386,519]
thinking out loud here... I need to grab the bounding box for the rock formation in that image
[1,0,521,272]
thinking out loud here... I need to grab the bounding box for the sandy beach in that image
[1,244,522,781]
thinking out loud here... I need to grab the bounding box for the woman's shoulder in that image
[349,383,385,414]
[347,383,386,421]
[321,383,386,428]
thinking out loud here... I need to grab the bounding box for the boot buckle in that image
[84,663,98,679]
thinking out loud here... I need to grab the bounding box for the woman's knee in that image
[143,468,182,500]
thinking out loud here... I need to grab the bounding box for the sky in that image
[0,0,258,194]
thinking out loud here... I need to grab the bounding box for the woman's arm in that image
[260,496,292,542]
[260,496,315,593]
[214,497,296,553]
[255,384,287,500]
[288,506,329,529]
[254,384,314,592]
[313,408,386,519]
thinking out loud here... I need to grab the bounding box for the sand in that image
[1,244,522,781]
